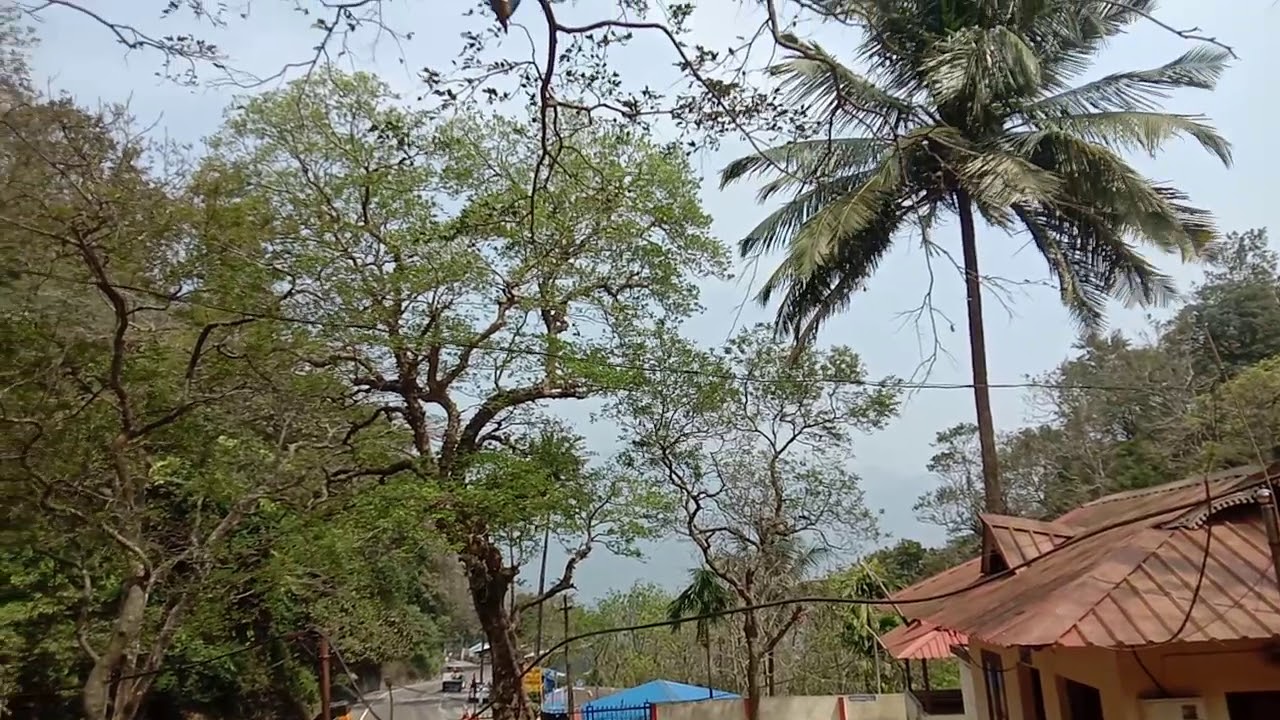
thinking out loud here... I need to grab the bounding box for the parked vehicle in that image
[442,670,465,693]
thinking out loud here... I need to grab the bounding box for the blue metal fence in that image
[579,703,654,720]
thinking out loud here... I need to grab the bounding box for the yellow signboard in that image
[522,667,543,695]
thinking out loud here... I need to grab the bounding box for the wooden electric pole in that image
[562,595,574,717]
[318,633,332,720]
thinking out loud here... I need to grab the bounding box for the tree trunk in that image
[873,643,882,693]
[743,613,761,720]
[704,641,713,696]
[955,189,1006,514]
[83,568,148,720]
[465,545,531,720]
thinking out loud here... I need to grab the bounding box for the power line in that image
[10,268,1197,394]
[7,418,1252,711]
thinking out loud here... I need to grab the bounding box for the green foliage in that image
[915,227,1280,534]
[200,67,727,720]
[825,562,899,657]
[0,58,492,720]
[724,2,1229,342]
[1165,229,1280,378]
[569,584,697,690]
[615,324,900,699]
[1187,356,1280,467]
[667,568,735,648]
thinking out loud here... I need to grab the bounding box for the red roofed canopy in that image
[879,619,968,660]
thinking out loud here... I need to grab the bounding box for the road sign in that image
[523,667,543,695]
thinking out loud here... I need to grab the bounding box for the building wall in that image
[958,655,978,720]
[654,694,910,720]
[963,638,1278,720]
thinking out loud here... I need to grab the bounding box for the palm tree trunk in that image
[956,189,1006,514]
[704,641,713,696]
[744,614,762,720]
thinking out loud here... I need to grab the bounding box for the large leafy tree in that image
[2,28,475,720]
[722,0,1231,515]
[204,70,724,720]
[616,324,898,712]
[0,89,375,720]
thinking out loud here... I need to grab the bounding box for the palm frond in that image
[922,25,1041,113]
[956,149,1063,228]
[1016,200,1179,328]
[769,41,914,134]
[667,567,733,644]
[1029,0,1160,89]
[1028,111,1232,166]
[850,0,941,98]
[761,536,831,577]
[1006,123,1219,327]
[761,204,903,348]
[735,170,880,259]
[775,156,904,279]
[1012,128,1218,254]
[719,138,887,198]
[1013,202,1110,325]
[1027,45,1231,116]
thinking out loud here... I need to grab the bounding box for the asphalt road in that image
[349,682,480,720]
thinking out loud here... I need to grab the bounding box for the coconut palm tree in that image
[722,0,1231,514]
[667,567,734,695]
[831,560,902,691]
[672,538,832,706]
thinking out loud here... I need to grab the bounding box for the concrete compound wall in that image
[654,694,909,720]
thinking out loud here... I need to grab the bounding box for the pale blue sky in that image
[25,0,1280,598]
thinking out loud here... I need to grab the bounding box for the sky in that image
[23,0,1280,600]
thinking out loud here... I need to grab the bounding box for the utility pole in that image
[562,595,574,717]
[535,525,550,656]
[318,633,332,720]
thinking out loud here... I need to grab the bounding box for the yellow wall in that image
[963,638,1280,720]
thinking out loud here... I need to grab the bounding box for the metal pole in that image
[319,633,332,720]
[562,595,574,718]
[1256,486,1280,590]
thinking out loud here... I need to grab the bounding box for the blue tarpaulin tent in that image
[543,680,737,720]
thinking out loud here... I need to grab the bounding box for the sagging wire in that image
[464,476,1273,717]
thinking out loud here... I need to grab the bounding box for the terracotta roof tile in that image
[897,463,1280,649]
